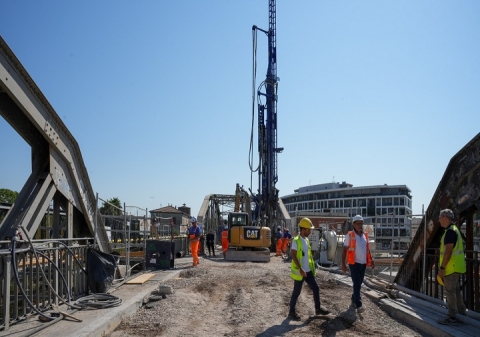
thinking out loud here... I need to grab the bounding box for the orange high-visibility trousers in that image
[222,239,229,253]
[190,241,200,266]
[276,238,283,256]
[221,230,229,257]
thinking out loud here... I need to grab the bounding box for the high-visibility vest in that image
[440,224,466,276]
[346,231,372,266]
[290,235,316,281]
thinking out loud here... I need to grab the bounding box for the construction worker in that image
[276,226,283,256]
[188,217,201,267]
[288,218,330,320]
[221,225,229,259]
[282,228,292,255]
[436,209,466,325]
[341,215,375,314]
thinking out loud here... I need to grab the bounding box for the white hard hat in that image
[190,216,197,223]
[353,215,364,222]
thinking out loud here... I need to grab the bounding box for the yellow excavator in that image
[226,184,271,262]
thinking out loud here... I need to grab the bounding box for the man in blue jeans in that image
[288,218,330,320]
[341,215,375,314]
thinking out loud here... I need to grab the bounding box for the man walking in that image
[288,218,330,320]
[437,208,467,325]
[188,217,201,267]
[206,229,215,256]
[341,215,375,314]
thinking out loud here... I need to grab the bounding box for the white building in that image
[281,182,414,254]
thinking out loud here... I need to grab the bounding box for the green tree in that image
[99,197,122,215]
[0,188,19,203]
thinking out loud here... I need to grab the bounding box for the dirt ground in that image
[108,254,425,337]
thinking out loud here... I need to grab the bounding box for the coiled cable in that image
[74,293,122,309]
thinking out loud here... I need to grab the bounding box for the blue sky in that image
[1,1,479,218]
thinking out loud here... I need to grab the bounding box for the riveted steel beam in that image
[0,36,109,252]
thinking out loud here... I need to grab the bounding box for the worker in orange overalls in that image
[221,225,229,259]
[276,226,283,256]
[282,228,292,255]
[188,217,201,267]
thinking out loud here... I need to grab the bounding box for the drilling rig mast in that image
[251,0,283,233]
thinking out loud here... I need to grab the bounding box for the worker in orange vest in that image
[188,217,201,267]
[221,225,229,259]
[275,226,283,256]
[282,228,292,255]
[341,215,375,314]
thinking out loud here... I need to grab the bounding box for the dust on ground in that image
[108,255,425,337]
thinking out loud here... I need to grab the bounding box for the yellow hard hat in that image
[437,275,444,286]
[299,218,314,229]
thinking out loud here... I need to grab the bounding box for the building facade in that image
[281,182,414,254]
[150,205,191,236]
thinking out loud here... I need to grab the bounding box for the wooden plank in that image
[126,273,156,284]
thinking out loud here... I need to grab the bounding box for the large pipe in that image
[176,251,185,258]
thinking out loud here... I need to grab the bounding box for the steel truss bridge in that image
[2,32,480,330]
[197,193,291,236]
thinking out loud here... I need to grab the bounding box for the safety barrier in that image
[0,238,89,331]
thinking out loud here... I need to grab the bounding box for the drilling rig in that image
[251,0,283,243]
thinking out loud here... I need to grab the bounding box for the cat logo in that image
[245,229,259,240]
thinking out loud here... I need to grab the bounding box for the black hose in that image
[11,234,54,321]
[46,240,87,275]
[35,250,73,306]
[74,293,122,309]
[20,226,77,309]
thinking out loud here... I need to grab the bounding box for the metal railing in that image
[0,238,89,330]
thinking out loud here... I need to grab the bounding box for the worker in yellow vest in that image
[341,215,375,314]
[288,218,330,320]
[436,208,466,326]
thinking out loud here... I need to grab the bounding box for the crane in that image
[251,0,283,235]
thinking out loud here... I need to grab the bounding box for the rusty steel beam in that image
[395,132,480,291]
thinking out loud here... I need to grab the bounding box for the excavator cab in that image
[227,211,271,252]
[229,213,248,226]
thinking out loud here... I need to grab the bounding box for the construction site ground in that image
[3,249,480,337]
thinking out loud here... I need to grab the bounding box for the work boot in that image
[288,311,301,321]
[316,307,330,315]
[356,306,365,314]
[437,315,458,325]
